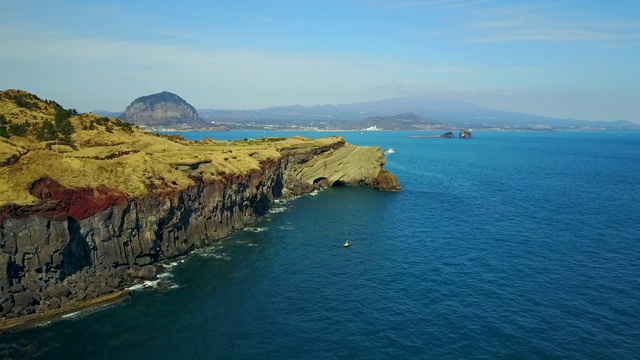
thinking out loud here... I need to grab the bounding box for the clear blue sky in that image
[1,0,639,122]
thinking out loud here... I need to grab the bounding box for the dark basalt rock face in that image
[0,158,283,320]
[459,129,473,139]
[119,91,210,128]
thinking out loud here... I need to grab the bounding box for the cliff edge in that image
[0,90,399,330]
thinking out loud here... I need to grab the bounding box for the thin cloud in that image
[505,67,542,73]
[464,3,640,43]
[360,0,489,9]
[468,18,526,29]
[471,29,640,43]
[1,26,448,109]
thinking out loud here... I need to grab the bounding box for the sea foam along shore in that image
[0,258,190,333]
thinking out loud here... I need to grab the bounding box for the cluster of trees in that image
[82,116,134,134]
[10,93,41,110]
[110,118,134,134]
[0,114,31,138]
[34,107,76,141]
[0,115,9,138]
[0,104,77,141]
[1,93,137,141]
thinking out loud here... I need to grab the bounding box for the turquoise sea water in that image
[2,131,640,359]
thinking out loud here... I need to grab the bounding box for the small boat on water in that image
[385,147,395,154]
[343,240,351,248]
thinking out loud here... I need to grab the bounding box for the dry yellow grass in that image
[0,90,346,207]
[0,139,22,159]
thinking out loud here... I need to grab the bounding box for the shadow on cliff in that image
[62,217,92,277]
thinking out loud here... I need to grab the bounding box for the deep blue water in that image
[2,131,640,359]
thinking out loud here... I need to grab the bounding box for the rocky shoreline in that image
[0,262,168,331]
[0,289,129,333]
[0,139,399,332]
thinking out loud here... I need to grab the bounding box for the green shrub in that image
[54,107,75,141]
[11,94,39,110]
[9,123,29,137]
[111,118,134,133]
[35,120,58,141]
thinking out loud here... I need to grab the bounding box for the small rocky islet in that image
[0,90,400,331]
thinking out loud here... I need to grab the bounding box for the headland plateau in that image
[0,90,399,331]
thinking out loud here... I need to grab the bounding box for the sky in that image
[1,0,639,122]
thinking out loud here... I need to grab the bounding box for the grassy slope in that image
[0,90,340,207]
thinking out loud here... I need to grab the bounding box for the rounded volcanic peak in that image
[130,91,189,110]
[120,91,209,128]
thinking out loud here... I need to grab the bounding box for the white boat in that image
[384,147,395,154]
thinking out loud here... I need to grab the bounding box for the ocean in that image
[2,130,639,359]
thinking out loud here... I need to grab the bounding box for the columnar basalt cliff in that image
[1,160,283,317]
[0,90,399,329]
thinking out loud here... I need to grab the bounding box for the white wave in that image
[161,259,185,269]
[127,279,159,291]
[155,259,184,280]
[244,226,268,232]
[193,244,223,255]
[157,271,173,280]
[127,283,146,291]
[269,206,288,214]
[129,260,183,291]
[127,278,179,291]
[197,251,230,260]
[60,312,81,320]
[59,297,125,321]
[309,188,326,196]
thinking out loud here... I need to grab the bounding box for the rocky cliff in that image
[459,129,473,138]
[0,90,399,329]
[119,91,210,128]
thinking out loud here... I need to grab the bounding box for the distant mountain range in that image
[340,112,445,131]
[95,96,639,131]
[91,110,122,118]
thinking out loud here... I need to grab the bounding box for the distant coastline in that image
[93,95,638,133]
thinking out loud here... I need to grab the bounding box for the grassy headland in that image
[0,89,341,208]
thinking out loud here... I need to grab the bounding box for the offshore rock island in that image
[0,90,399,331]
